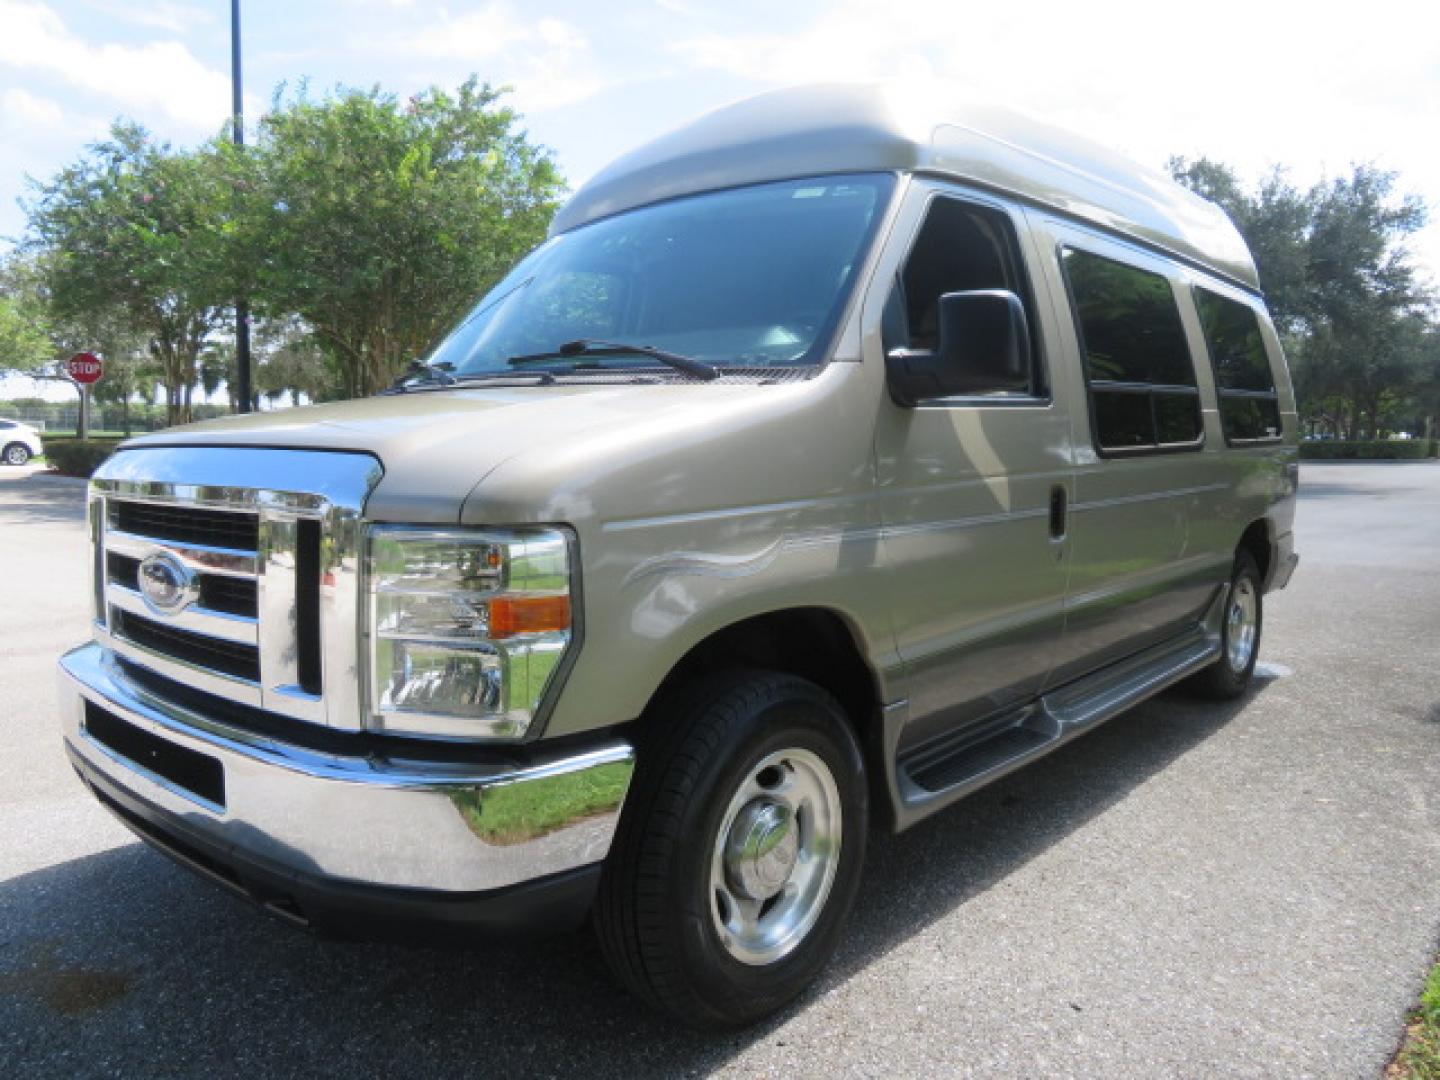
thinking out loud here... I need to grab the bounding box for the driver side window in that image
[886,196,1045,396]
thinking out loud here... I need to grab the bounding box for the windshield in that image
[428,173,895,376]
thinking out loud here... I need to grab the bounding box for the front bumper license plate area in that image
[83,699,225,811]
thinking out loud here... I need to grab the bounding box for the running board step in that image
[893,621,1222,826]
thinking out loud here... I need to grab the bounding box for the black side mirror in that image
[885,290,1032,407]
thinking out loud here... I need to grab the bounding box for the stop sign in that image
[67,352,103,385]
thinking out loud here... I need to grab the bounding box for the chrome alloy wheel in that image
[709,747,842,966]
[1225,576,1259,673]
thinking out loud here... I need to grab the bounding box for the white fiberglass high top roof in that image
[551,83,1259,293]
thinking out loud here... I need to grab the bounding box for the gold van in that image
[59,84,1298,1027]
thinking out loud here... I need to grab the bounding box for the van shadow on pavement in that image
[0,685,1258,1077]
[0,471,88,525]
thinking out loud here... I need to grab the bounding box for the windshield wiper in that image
[452,370,556,386]
[508,339,720,381]
[389,359,456,391]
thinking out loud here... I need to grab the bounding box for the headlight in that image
[366,526,574,740]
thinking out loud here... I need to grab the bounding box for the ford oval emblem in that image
[137,551,199,615]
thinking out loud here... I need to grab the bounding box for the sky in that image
[2,0,1438,399]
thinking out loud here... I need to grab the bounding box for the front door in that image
[870,184,1075,749]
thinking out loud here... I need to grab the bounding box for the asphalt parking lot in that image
[2,461,1438,1078]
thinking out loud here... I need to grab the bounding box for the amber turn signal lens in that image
[487,594,571,638]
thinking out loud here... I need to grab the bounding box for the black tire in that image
[3,442,30,466]
[595,669,868,1029]
[1185,548,1263,700]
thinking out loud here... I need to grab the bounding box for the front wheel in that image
[1185,548,1263,700]
[3,443,31,466]
[595,670,867,1029]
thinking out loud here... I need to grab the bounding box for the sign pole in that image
[65,353,104,439]
[231,0,253,413]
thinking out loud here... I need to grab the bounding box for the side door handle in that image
[1049,484,1068,541]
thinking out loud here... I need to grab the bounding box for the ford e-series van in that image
[58,84,1298,1028]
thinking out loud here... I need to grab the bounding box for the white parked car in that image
[0,419,43,465]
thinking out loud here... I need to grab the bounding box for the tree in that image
[0,254,56,375]
[1,249,150,433]
[26,123,234,424]
[1301,168,1428,437]
[1171,158,1436,437]
[243,79,564,397]
[252,316,337,406]
[90,341,154,436]
[1169,158,1313,336]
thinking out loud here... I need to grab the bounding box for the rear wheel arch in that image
[1238,518,1274,590]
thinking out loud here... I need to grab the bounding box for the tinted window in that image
[1093,391,1151,448]
[1155,393,1203,443]
[1063,250,1194,387]
[1195,290,1274,391]
[1194,288,1282,442]
[1217,395,1282,441]
[1062,248,1202,452]
[890,197,1043,396]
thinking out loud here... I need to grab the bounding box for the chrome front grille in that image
[111,500,260,551]
[90,447,383,731]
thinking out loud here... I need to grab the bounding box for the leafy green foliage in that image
[0,254,57,374]
[252,316,338,405]
[1171,158,1438,441]
[20,79,563,410]
[43,438,120,477]
[1297,439,1436,459]
[25,124,234,424]
[0,294,52,374]
[241,79,564,397]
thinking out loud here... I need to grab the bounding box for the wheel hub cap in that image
[1226,577,1258,672]
[726,800,798,901]
[708,747,842,966]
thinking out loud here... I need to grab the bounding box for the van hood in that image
[123,380,829,522]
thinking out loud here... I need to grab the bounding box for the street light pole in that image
[230,0,253,413]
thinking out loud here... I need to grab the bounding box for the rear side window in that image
[1193,288,1283,443]
[1061,248,1202,452]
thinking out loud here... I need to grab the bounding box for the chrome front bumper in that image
[59,643,634,903]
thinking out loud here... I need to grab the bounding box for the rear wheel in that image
[3,442,30,466]
[1185,548,1263,700]
[595,670,867,1029]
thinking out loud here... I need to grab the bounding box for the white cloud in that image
[1,87,64,127]
[397,4,530,60]
[668,0,1440,276]
[81,0,216,35]
[654,0,703,16]
[0,0,232,133]
[387,3,608,111]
